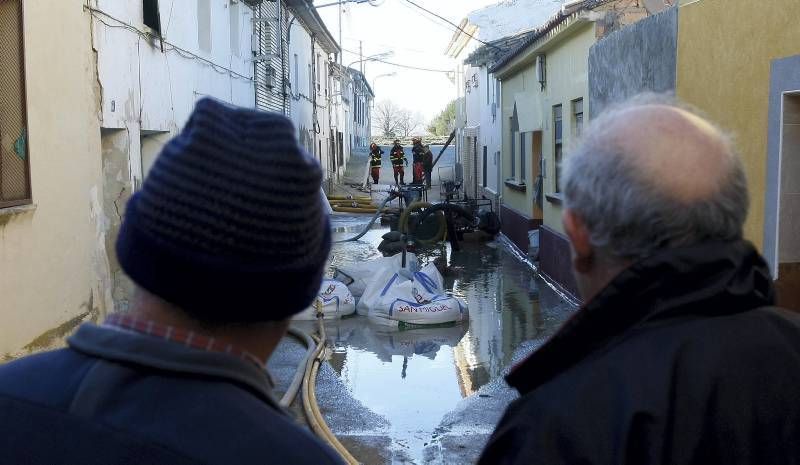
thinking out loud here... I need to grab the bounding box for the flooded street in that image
[299,215,578,464]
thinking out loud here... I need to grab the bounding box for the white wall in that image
[479,68,502,196]
[93,0,255,184]
[286,15,335,184]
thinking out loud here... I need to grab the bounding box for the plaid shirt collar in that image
[103,313,266,370]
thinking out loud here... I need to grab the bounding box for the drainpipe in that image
[312,34,319,167]
[284,12,298,115]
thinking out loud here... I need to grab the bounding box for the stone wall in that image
[588,7,678,118]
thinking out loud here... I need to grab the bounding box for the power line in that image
[401,0,501,50]
[340,47,451,73]
[85,6,253,82]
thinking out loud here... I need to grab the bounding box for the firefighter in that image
[390,139,408,185]
[423,144,434,189]
[369,142,383,184]
[411,137,425,184]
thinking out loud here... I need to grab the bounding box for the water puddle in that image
[319,216,575,463]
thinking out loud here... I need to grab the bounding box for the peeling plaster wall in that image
[588,7,678,118]
[89,0,256,309]
[92,0,256,188]
[1,0,105,356]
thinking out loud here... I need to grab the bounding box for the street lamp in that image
[371,72,396,96]
[314,0,384,8]
[347,51,393,69]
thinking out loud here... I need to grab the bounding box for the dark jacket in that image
[479,240,800,465]
[370,147,383,167]
[0,324,344,465]
[422,148,434,170]
[390,144,406,166]
[412,142,425,163]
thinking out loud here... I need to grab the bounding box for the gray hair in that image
[562,94,749,263]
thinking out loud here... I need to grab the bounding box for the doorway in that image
[531,131,543,220]
[776,92,800,309]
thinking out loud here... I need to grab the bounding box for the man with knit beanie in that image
[0,99,343,465]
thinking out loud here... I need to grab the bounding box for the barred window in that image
[0,0,31,208]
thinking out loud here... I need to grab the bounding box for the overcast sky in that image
[313,0,503,125]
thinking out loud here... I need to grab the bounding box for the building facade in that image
[347,67,374,152]
[0,0,354,358]
[590,0,800,308]
[492,0,653,298]
[1,0,104,357]
[90,0,257,313]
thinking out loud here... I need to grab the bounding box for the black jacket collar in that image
[507,240,775,394]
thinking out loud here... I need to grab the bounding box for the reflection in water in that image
[324,217,573,463]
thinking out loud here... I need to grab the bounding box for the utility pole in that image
[359,40,364,75]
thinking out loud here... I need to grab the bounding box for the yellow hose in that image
[331,206,380,214]
[399,201,447,245]
[301,312,360,465]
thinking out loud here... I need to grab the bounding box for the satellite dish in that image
[643,0,673,14]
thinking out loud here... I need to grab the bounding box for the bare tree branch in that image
[372,100,402,138]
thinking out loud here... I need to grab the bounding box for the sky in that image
[312,0,536,125]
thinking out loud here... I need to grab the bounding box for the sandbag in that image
[335,254,418,299]
[357,254,467,325]
[293,279,356,320]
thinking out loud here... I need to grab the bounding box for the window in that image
[510,126,516,179]
[230,1,240,56]
[553,105,563,193]
[482,146,487,188]
[293,54,299,92]
[308,64,312,97]
[572,98,584,137]
[0,0,31,208]
[486,69,490,105]
[520,133,526,182]
[197,0,211,52]
[143,0,162,35]
[316,54,321,91]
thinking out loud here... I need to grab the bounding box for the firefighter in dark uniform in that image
[390,139,408,185]
[423,144,434,189]
[411,137,425,184]
[369,142,383,185]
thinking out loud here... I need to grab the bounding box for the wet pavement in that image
[270,214,577,464]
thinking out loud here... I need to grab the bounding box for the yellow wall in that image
[500,66,539,216]
[676,0,800,249]
[540,23,595,235]
[0,1,107,358]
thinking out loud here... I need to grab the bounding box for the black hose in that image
[333,193,398,243]
[415,203,475,226]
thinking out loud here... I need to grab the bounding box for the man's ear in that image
[563,209,594,274]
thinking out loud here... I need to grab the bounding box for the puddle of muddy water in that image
[318,216,575,464]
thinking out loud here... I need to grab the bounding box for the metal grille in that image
[253,2,285,114]
[0,0,30,208]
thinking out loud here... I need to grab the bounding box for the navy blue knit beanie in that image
[116,98,331,323]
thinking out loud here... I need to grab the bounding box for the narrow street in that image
[271,213,576,464]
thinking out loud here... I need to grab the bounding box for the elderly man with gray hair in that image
[479,95,800,465]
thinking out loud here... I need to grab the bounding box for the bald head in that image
[594,104,736,203]
[562,94,748,264]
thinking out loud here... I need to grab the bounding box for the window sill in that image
[545,193,563,205]
[0,203,37,218]
[504,180,527,192]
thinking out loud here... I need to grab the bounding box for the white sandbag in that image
[356,253,420,314]
[293,279,356,320]
[359,254,468,325]
[334,254,416,298]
